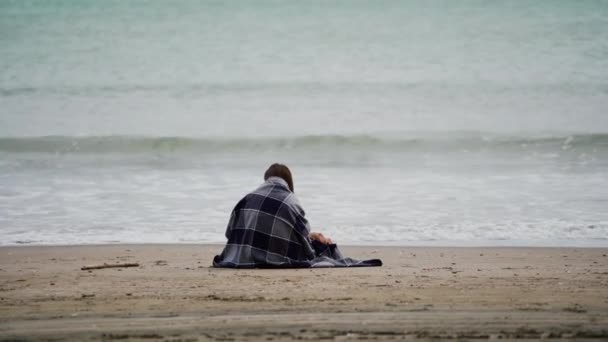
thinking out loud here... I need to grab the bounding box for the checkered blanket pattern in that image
[212,177,382,268]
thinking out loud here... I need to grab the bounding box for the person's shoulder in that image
[283,192,300,205]
[244,181,289,206]
[251,181,279,197]
[283,192,306,215]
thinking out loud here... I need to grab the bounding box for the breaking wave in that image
[0,132,607,154]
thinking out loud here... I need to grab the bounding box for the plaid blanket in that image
[213,177,382,268]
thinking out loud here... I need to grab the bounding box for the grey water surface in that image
[1,1,607,245]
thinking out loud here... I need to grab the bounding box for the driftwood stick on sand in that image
[81,263,140,271]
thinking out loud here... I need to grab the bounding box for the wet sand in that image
[1,244,607,340]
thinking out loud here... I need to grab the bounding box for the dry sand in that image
[1,244,607,341]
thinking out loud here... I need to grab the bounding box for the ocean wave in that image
[0,133,607,154]
[3,82,607,97]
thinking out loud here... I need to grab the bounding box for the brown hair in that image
[264,163,294,192]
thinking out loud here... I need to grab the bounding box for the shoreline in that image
[1,244,607,340]
[4,239,608,248]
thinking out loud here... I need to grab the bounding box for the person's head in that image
[264,163,294,192]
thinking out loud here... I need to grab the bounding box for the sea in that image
[1,1,607,246]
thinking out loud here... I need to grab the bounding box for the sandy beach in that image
[1,244,607,340]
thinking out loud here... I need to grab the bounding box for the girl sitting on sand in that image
[213,163,381,268]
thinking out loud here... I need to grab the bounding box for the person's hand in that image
[309,232,333,245]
